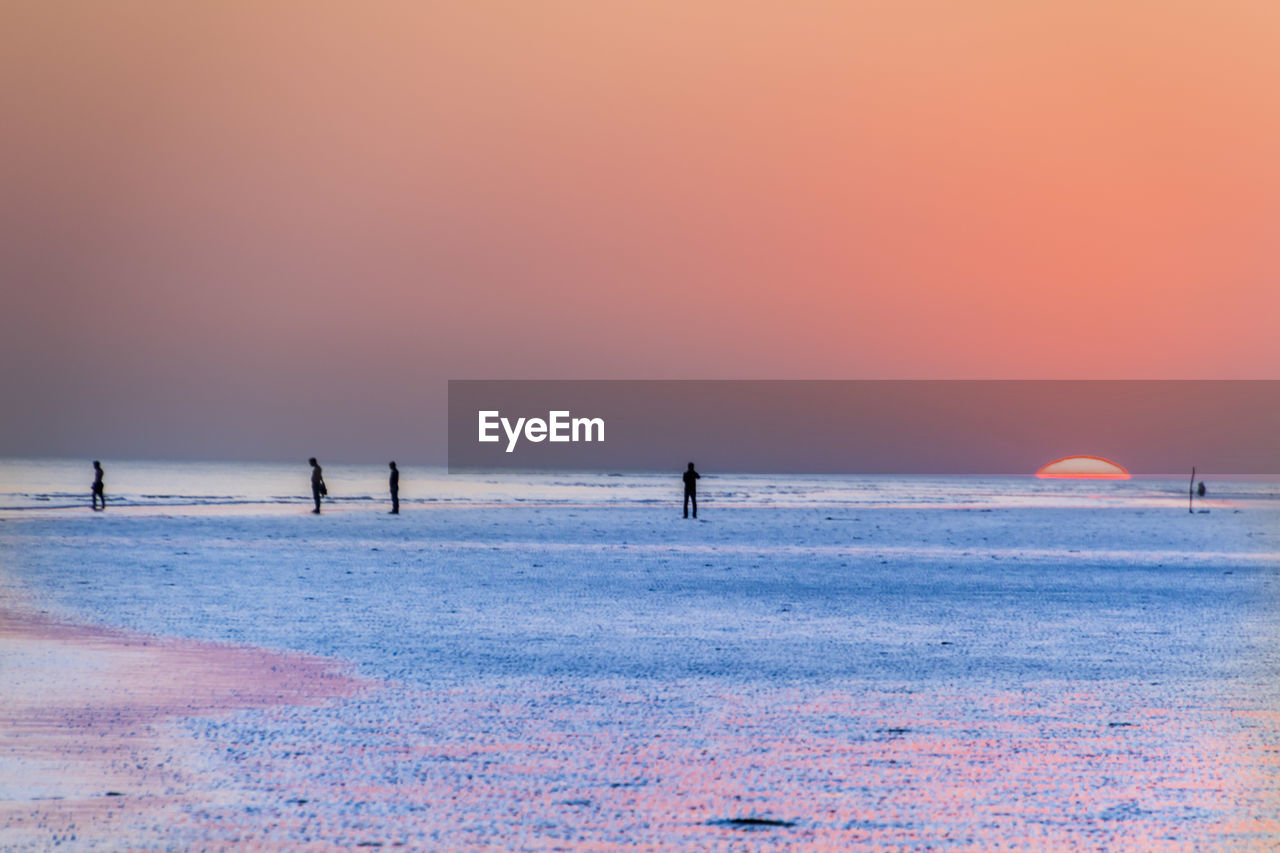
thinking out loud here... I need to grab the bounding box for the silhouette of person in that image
[389,461,400,514]
[1197,481,1206,497]
[682,462,700,519]
[91,460,105,511]
[309,457,326,514]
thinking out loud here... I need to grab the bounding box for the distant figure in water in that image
[309,457,326,514]
[91,461,105,511]
[1197,481,1206,497]
[682,462,701,519]
[388,461,400,514]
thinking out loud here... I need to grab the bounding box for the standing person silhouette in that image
[309,457,326,514]
[91,460,105,511]
[682,462,700,519]
[388,461,400,514]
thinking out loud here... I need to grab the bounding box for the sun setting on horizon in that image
[1035,455,1131,479]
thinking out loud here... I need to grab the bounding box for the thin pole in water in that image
[1189,466,1196,514]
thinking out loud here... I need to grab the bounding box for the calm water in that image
[1,457,1275,513]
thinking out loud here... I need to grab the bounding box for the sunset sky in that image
[3,2,1278,461]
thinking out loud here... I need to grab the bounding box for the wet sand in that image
[0,605,362,851]
[4,609,1277,850]
[1,494,1278,849]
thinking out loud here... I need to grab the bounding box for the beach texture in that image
[1,472,1278,849]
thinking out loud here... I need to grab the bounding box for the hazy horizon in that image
[2,457,1277,481]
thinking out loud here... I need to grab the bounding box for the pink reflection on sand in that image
[165,680,1280,850]
[0,607,364,849]
[4,608,1276,850]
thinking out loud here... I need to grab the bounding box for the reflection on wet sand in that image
[162,678,1278,850]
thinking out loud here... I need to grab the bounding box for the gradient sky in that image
[3,2,1279,461]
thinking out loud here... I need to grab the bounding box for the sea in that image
[2,457,1278,513]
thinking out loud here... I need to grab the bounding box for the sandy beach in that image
[0,603,363,851]
[1,471,1278,849]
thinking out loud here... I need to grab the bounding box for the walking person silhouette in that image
[388,461,400,514]
[309,457,326,514]
[682,462,700,519]
[91,460,105,511]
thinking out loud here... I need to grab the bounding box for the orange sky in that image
[3,2,1278,459]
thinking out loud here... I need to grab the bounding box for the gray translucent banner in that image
[447,380,1280,475]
